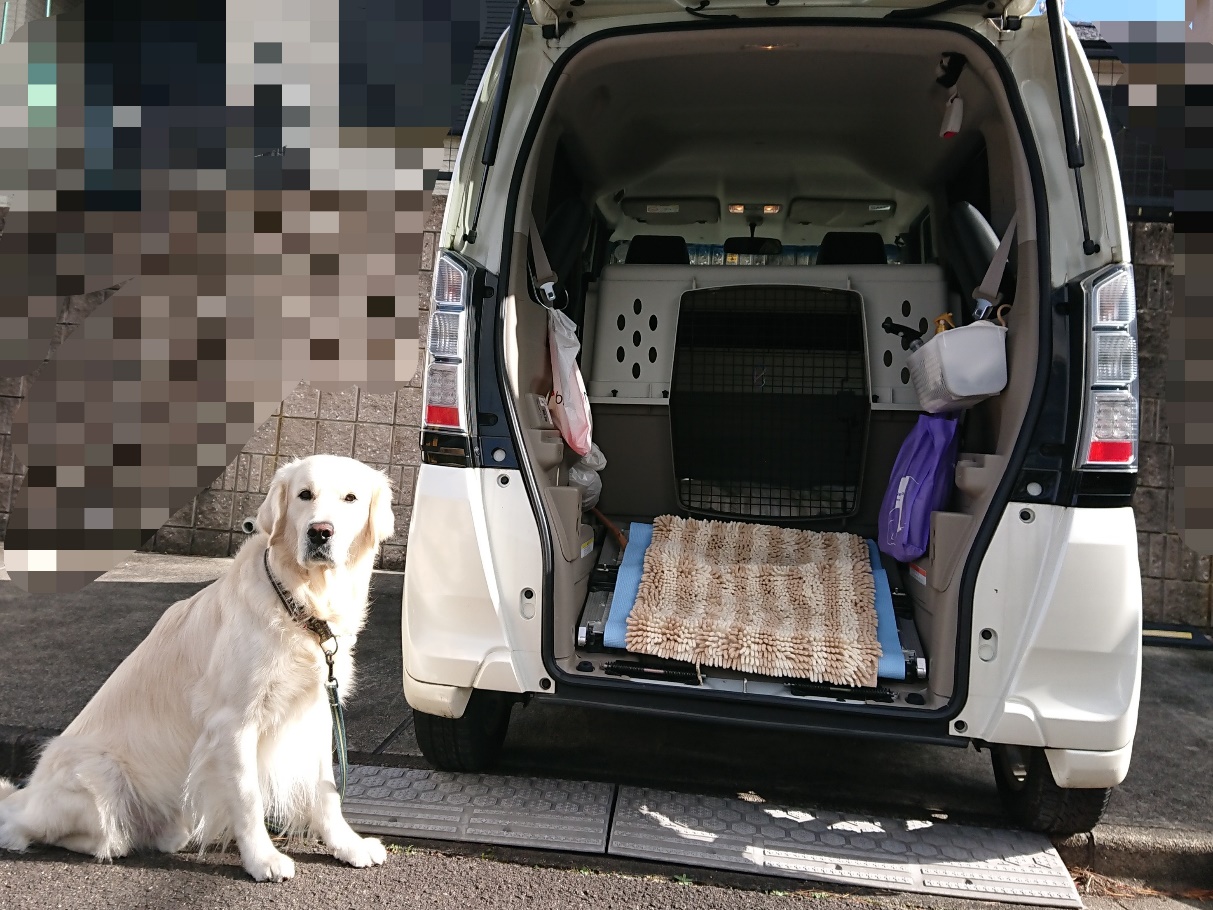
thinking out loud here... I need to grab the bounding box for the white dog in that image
[0,454,395,882]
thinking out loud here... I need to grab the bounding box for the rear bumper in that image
[403,670,473,719]
[1045,742,1134,789]
[958,505,1142,755]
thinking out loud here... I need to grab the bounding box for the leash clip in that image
[321,637,338,682]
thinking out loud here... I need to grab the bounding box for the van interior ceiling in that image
[504,25,1040,713]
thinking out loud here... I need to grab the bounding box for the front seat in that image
[625,234,690,265]
[815,231,888,265]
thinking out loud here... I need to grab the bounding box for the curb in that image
[2,721,1208,892]
[1054,826,1213,891]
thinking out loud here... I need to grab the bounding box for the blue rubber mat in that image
[602,522,652,651]
[868,539,906,681]
[602,524,905,681]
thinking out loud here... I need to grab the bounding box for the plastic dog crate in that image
[668,285,871,522]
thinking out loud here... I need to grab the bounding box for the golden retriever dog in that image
[0,454,395,882]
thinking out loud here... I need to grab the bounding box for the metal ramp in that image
[341,765,1082,908]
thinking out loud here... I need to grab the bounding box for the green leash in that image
[264,549,350,823]
[322,638,349,802]
[265,659,348,839]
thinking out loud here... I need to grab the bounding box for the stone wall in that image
[1130,223,1210,626]
[133,189,446,572]
[138,379,424,572]
[0,219,1207,625]
[0,285,118,540]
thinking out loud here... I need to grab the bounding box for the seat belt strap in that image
[971,212,1017,319]
[528,211,560,308]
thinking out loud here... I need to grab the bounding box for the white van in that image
[402,0,1142,836]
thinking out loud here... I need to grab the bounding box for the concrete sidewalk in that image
[1,550,1210,890]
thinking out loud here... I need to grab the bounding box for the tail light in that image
[1078,265,1139,470]
[422,253,471,433]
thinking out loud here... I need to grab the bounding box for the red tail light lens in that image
[1079,266,1139,472]
[422,253,470,435]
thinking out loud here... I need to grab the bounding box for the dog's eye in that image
[344,493,357,502]
[298,490,313,501]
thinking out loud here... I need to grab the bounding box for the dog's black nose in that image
[307,522,334,545]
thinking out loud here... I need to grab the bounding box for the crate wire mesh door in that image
[669,285,870,521]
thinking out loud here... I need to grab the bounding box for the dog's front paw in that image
[332,835,387,868]
[0,823,30,853]
[243,848,296,882]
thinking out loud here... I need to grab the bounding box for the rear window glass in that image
[607,240,903,266]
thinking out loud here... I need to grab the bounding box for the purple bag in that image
[878,413,961,563]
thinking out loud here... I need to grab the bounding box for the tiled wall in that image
[1129,223,1211,626]
[1,218,1208,624]
[0,285,119,540]
[133,189,447,571]
[140,380,425,571]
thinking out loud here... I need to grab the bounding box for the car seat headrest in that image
[625,234,690,265]
[815,231,888,266]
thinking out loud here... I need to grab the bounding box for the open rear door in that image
[526,0,1038,30]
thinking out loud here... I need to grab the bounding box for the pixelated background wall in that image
[0,6,1204,626]
[0,0,489,591]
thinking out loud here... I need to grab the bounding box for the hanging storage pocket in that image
[907,210,1017,414]
[907,319,1008,413]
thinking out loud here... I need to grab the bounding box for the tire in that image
[991,744,1113,836]
[412,690,512,773]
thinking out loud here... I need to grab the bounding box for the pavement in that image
[0,550,1210,895]
[2,836,1201,910]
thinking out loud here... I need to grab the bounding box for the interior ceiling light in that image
[729,203,781,215]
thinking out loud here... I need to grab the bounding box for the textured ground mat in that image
[609,786,1081,907]
[342,765,1082,907]
[342,765,614,853]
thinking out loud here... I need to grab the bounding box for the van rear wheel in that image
[412,690,512,773]
[991,745,1113,835]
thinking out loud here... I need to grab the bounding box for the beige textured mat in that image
[625,516,881,687]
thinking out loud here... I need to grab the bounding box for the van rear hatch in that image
[526,0,1038,28]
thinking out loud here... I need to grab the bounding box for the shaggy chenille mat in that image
[624,516,882,688]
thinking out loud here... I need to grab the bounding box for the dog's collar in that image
[263,549,336,646]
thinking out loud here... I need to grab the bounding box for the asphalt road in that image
[4,562,1208,839]
[3,554,1210,902]
[0,837,1153,910]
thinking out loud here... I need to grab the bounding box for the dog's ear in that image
[256,459,296,539]
[366,470,395,547]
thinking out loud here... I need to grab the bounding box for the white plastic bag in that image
[548,307,593,456]
[568,443,608,511]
